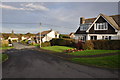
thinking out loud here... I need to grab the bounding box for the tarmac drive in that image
[2,43,119,78]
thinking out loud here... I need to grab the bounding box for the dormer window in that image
[94,23,108,30]
[80,26,87,31]
[80,23,91,31]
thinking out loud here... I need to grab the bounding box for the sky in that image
[0,2,119,34]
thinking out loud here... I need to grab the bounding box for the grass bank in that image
[70,54,120,69]
[41,46,120,69]
[41,46,74,52]
[67,50,120,56]
[0,47,14,50]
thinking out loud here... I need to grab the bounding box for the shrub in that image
[20,40,26,44]
[50,38,75,47]
[75,40,84,50]
[64,48,84,53]
[0,40,9,47]
[82,40,94,50]
[41,41,51,47]
[21,39,29,44]
[59,34,70,38]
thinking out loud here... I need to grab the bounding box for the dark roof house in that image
[75,14,120,41]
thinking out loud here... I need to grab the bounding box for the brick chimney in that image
[80,17,85,24]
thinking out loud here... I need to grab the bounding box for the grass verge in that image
[67,50,120,56]
[0,47,14,50]
[41,46,120,69]
[41,46,74,52]
[70,54,120,69]
[0,53,8,63]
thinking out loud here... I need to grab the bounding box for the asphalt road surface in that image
[2,43,119,78]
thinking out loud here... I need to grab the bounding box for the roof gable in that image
[86,14,120,32]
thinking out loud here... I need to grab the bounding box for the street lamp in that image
[40,23,42,47]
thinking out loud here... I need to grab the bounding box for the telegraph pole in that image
[40,23,42,47]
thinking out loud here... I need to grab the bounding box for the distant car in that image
[28,40,32,44]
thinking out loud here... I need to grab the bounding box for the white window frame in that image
[78,36,86,41]
[94,22,108,30]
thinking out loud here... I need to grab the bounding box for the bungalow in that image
[36,29,59,43]
[75,14,120,41]
[8,34,19,42]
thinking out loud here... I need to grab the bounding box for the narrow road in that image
[2,43,119,78]
[12,42,35,49]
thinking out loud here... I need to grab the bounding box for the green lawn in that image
[0,53,8,63]
[70,54,120,69]
[67,50,120,56]
[41,46,74,52]
[0,47,14,50]
[41,46,120,69]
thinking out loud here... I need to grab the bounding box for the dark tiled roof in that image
[85,18,96,24]
[2,33,11,39]
[2,33,19,39]
[9,34,18,38]
[110,15,120,27]
[37,30,52,35]
[101,14,120,30]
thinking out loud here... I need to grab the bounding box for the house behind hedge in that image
[75,14,120,41]
[35,29,59,43]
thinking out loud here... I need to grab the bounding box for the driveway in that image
[2,43,119,78]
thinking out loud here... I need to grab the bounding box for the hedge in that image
[83,40,120,50]
[59,34,70,38]
[41,41,51,47]
[34,42,51,47]
[50,38,75,47]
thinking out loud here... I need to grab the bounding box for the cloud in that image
[0,4,24,10]
[0,3,49,11]
[21,3,49,11]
